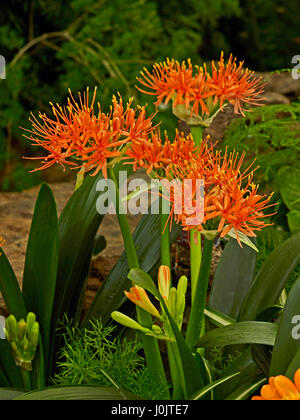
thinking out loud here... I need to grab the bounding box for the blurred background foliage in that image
[0,0,299,191]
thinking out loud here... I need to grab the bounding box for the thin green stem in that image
[20,368,31,391]
[185,237,214,349]
[190,230,202,301]
[107,167,170,399]
[160,211,171,269]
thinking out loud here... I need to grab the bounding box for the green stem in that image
[107,167,170,399]
[185,237,214,349]
[190,229,202,301]
[20,368,31,391]
[160,211,171,269]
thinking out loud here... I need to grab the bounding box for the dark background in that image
[0,0,299,191]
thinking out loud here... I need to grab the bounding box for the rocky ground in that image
[0,72,300,315]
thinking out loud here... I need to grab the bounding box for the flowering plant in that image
[0,54,299,400]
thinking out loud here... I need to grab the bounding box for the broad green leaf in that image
[0,388,25,400]
[239,231,300,321]
[225,377,266,400]
[285,347,300,380]
[0,341,23,388]
[53,173,104,325]
[82,214,181,326]
[128,267,160,299]
[128,268,207,399]
[215,348,262,400]
[278,166,300,211]
[251,344,272,377]
[209,238,257,318]
[197,322,278,348]
[270,277,300,376]
[22,183,59,370]
[14,386,140,400]
[287,210,300,234]
[191,372,240,400]
[255,305,283,322]
[204,308,234,327]
[0,365,9,388]
[0,251,26,319]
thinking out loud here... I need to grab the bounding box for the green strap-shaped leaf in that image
[23,183,59,369]
[197,321,278,348]
[0,252,26,319]
[214,348,262,400]
[82,214,181,326]
[14,386,140,400]
[0,388,25,400]
[285,347,300,380]
[225,377,266,400]
[0,341,23,388]
[191,372,240,400]
[209,238,257,319]
[269,277,300,377]
[54,173,104,324]
[239,231,300,321]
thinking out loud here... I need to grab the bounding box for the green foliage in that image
[52,319,165,400]
[223,101,300,187]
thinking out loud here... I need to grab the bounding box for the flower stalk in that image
[107,166,170,399]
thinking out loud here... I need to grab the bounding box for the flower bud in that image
[158,265,171,302]
[30,322,39,348]
[17,319,27,342]
[125,286,160,318]
[111,311,148,333]
[26,312,36,336]
[5,315,18,342]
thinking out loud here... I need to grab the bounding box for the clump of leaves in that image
[51,319,166,400]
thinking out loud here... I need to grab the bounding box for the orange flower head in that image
[163,145,275,244]
[125,285,161,318]
[252,370,300,400]
[23,88,156,178]
[136,53,265,120]
[207,52,265,115]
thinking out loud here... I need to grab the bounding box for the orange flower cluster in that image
[137,53,265,117]
[124,130,208,175]
[23,88,155,178]
[167,145,274,243]
[252,370,300,400]
[126,129,274,243]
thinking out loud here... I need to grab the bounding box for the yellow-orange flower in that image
[252,370,300,400]
[125,285,160,318]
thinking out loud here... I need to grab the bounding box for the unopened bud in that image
[5,315,18,342]
[111,311,148,333]
[26,312,36,336]
[17,319,27,342]
[158,265,171,302]
[30,322,39,347]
